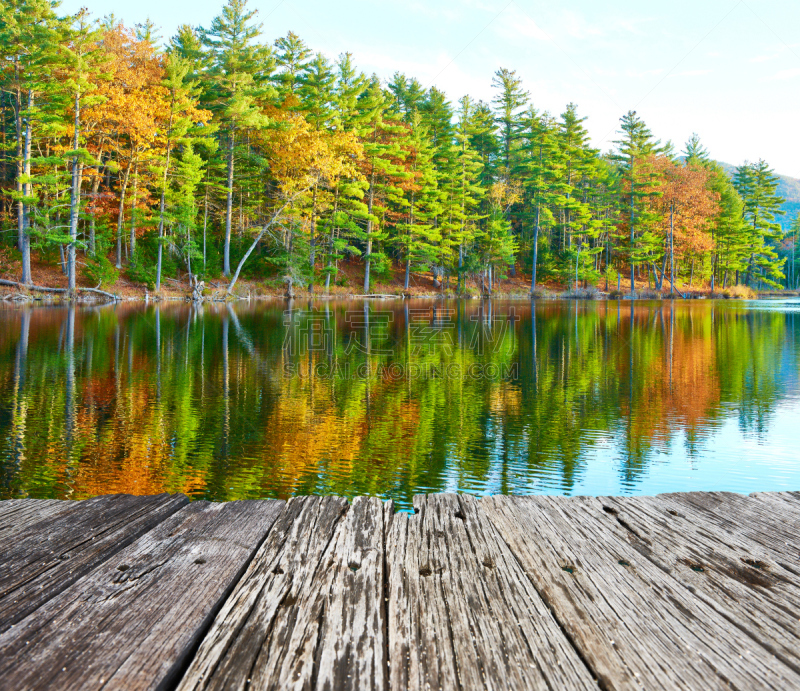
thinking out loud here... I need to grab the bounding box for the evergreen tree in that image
[395,111,439,290]
[683,132,709,166]
[491,68,527,180]
[62,8,107,292]
[320,53,368,292]
[611,110,663,294]
[516,107,560,291]
[0,0,62,284]
[442,95,483,293]
[733,160,785,288]
[387,72,424,121]
[200,0,272,276]
[273,32,311,99]
[356,76,406,294]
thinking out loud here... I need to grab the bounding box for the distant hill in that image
[716,161,800,229]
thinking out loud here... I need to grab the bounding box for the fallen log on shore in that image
[0,279,118,301]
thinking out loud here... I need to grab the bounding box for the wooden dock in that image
[1,491,800,690]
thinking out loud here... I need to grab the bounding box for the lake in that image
[1,299,798,511]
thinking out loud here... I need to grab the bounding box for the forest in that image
[1,0,798,298]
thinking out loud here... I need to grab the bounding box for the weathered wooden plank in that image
[583,494,800,675]
[314,496,387,691]
[0,492,188,632]
[178,494,387,691]
[386,494,598,691]
[0,499,283,691]
[749,490,800,516]
[664,491,800,563]
[482,494,800,690]
[0,499,77,540]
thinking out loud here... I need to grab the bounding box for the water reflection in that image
[0,300,798,510]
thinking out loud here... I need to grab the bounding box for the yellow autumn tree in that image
[226,107,363,293]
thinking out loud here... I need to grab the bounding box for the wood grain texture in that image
[178,494,387,691]
[0,498,77,540]
[0,491,798,691]
[583,494,800,675]
[665,491,800,563]
[0,499,283,691]
[0,492,188,632]
[481,494,800,690]
[386,493,598,691]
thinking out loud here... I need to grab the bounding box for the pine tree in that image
[155,54,211,290]
[491,68,528,181]
[273,32,311,99]
[320,53,369,292]
[555,104,595,261]
[446,96,483,292]
[611,110,663,295]
[387,72,424,121]
[168,25,208,78]
[683,132,709,166]
[515,107,559,292]
[296,52,338,290]
[61,9,107,292]
[787,214,799,290]
[201,0,272,276]
[356,76,406,294]
[468,100,498,190]
[0,0,62,284]
[734,160,785,288]
[395,111,439,290]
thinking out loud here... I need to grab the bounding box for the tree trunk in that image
[530,204,540,294]
[223,128,234,277]
[20,90,33,285]
[458,243,463,293]
[363,174,375,295]
[629,154,635,297]
[115,161,132,269]
[155,96,176,292]
[14,78,24,253]
[67,90,82,293]
[308,185,318,293]
[88,155,103,256]
[129,164,138,260]
[227,197,295,295]
[669,204,675,297]
[202,177,209,273]
[324,191,339,293]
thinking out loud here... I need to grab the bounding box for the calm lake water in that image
[1,299,798,511]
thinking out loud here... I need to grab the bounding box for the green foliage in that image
[83,224,118,287]
[0,1,789,296]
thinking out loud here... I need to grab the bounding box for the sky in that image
[59,0,800,178]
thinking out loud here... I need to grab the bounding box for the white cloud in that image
[750,54,779,63]
[677,69,712,77]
